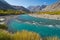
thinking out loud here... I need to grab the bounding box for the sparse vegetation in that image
[44,36,60,40]
[0,29,12,40]
[0,29,60,40]
[36,11,60,15]
[0,30,42,40]
[0,9,60,15]
[0,9,26,16]
[13,30,41,40]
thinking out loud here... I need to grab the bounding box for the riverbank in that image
[0,15,20,24]
[0,14,60,25]
[29,14,60,20]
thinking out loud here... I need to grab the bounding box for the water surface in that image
[8,14,60,37]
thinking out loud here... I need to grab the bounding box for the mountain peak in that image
[12,5,30,13]
[28,5,47,12]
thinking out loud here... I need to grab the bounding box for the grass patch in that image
[0,9,27,16]
[0,30,60,40]
[36,11,60,15]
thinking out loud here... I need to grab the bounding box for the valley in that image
[0,0,60,40]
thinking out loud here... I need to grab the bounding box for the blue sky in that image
[5,0,57,7]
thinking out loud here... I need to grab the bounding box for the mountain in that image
[28,6,41,12]
[12,6,30,13]
[0,0,14,10]
[42,1,60,11]
[28,5,47,12]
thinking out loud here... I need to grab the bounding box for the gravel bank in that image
[0,15,20,24]
[29,14,60,20]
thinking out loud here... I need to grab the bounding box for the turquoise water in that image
[17,14,60,25]
[8,14,60,37]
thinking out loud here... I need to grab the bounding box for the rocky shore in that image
[0,15,20,24]
[29,14,60,20]
[0,14,60,24]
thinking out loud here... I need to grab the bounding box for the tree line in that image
[0,9,26,16]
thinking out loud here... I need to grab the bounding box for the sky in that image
[5,0,58,7]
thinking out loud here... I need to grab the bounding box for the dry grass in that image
[0,30,60,40]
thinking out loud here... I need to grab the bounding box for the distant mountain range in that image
[42,1,60,11]
[28,1,60,12]
[0,0,15,10]
[12,6,30,13]
[0,0,60,12]
[28,5,47,12]
[0,0,30,13]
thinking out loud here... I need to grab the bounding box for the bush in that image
[0,29,60,40]
[0,29,12,40]
[0,30,42,40]
[13,30,42,40]
[0,24,8,30]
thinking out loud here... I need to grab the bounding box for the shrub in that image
[0,29,12,40]
[0,24,8,30]
[13,30,42,40]
[0,29,60,40]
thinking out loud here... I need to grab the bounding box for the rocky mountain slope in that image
[28,5,47,12]
[42,1,60,11]
[12,6,30,13]
[0,0,14,10]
